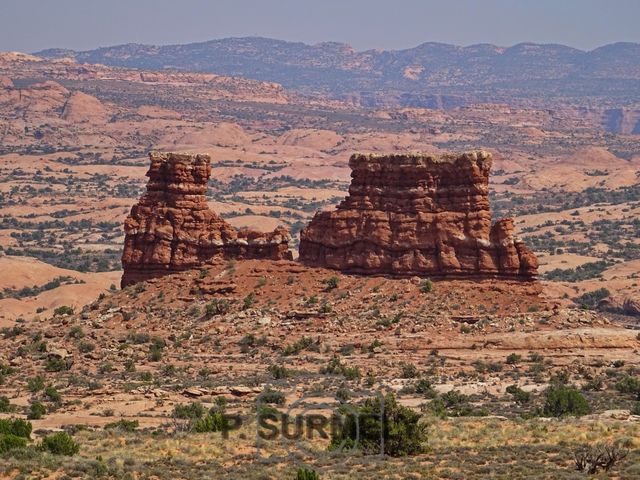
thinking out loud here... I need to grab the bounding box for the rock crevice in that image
[299,151,538,278]
[121,152,292,286]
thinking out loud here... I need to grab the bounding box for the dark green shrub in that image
[0,434,27,453]
[259,388,286,405]
[506,353,522,365]
[415,379,437,398]
[324,277,339,291]
[173,402,206,419]
[192,412,228,433]
[44,386,62,403]
[105,419,139,432]
[27,375,44,393]
[330,393,427,456]
[41,432,79,456]
[419,279,434,293]
[268,364,291,379]
[400,363,419,379]
[615,375,640,396]
[0,396,13,413]
[543,385,590,417]
[0,418,32,438]
[295,467,320,480]
[506,385,531,404]
[27,401,47,420]
[53,305,74,316]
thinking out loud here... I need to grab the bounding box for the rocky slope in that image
[121,152,292,286]
[300,151,538,278]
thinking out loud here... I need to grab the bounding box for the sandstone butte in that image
[121,152,292,287]
[299,151,539,279]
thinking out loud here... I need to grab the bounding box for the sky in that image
[1,0,639,53]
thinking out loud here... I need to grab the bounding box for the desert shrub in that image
[259,388,286,405]
[295,467,320,480]
[574,441,628,474]
[105,419,139,432]
[330,393,427,456]
[192,411,228,433]
[506,353,522,365]
[320,357,360,379]
[283,336,314,355]
[53,305,74,316]
[543,385,589,417]
[27,401,47,420]
[0,396,14,413]
[45,357,68,372]
[44,386,62,403]
[0,434,27,454]
[205,298,231,317]
[324,277,339,291]
[414,379,437,398]
[631,402,640,415]
[0,418,32,438]
[419,279,434,293]
[242,292,255,310]
[78,340,95,353]
[40,432,79,456]
[572,287,610,309]
[400,363,419,379]
[127,332,150,344]
[148,345,163,362]
[268,364,291,380]
[582,376,604,391]
[615,375,640,396]
[173,402,206,420]
[506,385,531,404]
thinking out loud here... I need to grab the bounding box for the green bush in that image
[259,388,286,405]
[105,419,139,432]
[0,434,28,454]
[192,412,229,433]
[53,305,74,316]
[173,402,206,420]
[419,279,434,293]
[324,277,339,291]
[40,432,79,456]
[506,385,531,404]
[543,385,590,417]
[296,467,320,480]
[27,375,44,393]
[0,396,14,413]
[330,393,427,456]
[615,375,640,396]
[0,418,32,438]
[44,386,62,403]
[27,401,47,420]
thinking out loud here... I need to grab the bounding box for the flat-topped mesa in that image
[121,152,292,287]
[299,151,538,279]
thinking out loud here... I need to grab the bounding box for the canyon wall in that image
[121,152,292,286]
[299,151,538,279]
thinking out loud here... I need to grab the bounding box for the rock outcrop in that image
[299,151,538,279]
[121,152,292,286]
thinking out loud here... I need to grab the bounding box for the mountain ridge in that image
[33,37,640,107]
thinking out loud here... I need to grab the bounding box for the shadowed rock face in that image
[121,152,292,286]
[299,151,538,279]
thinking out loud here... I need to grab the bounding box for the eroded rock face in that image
[121,152,292,286]
[299,151,538,279]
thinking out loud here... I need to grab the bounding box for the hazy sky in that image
[2,0,639,53]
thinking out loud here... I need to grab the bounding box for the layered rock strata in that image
[299,151,538,278]
[121,152,292,286]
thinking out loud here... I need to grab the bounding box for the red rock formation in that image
[121,152,292,286]
[299,151,538,279]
